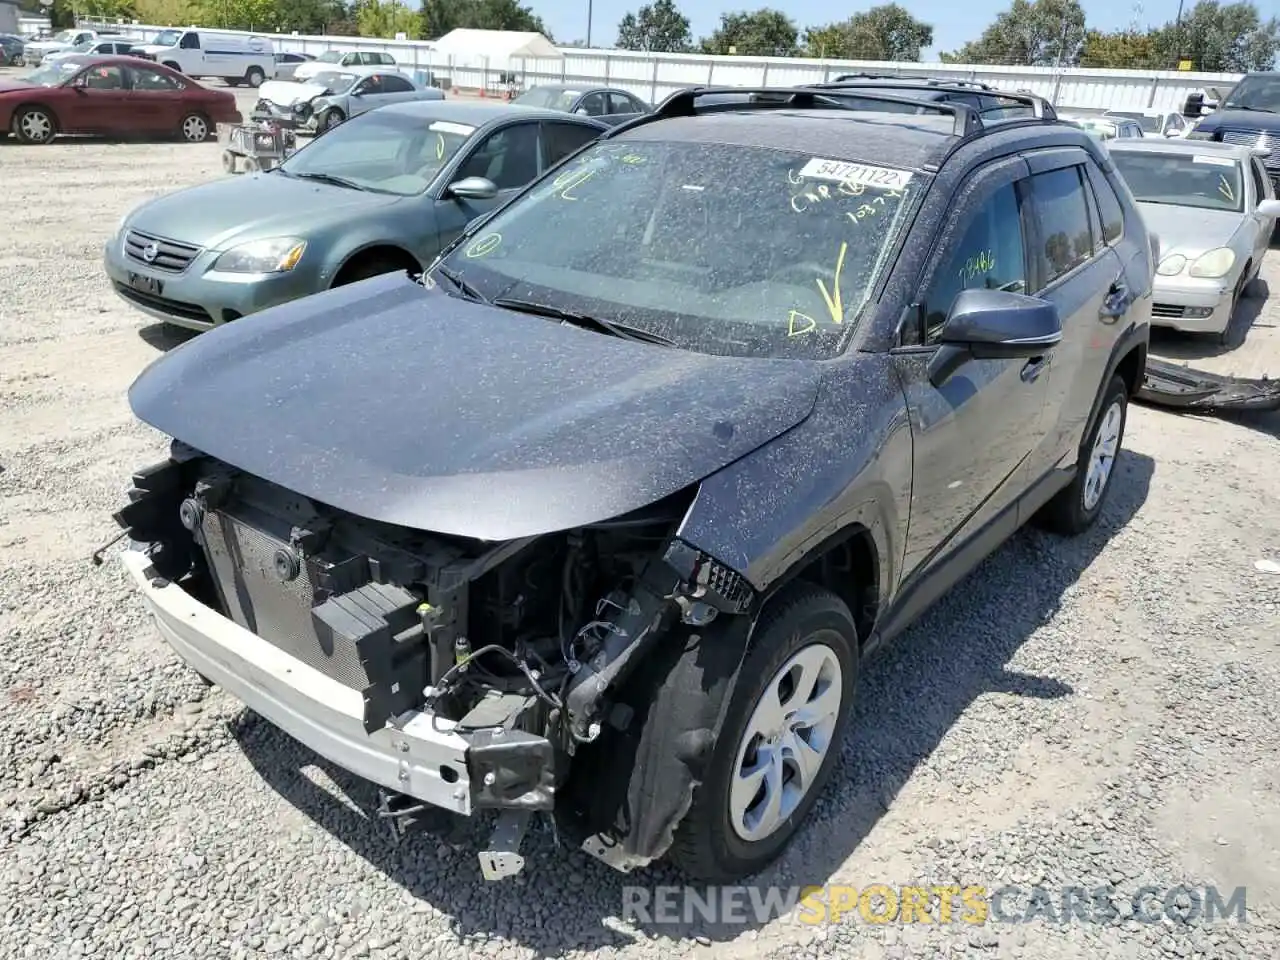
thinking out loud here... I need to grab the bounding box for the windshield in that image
[21,60,81,86]
[315,51,344,63]
[310,70,358,92]
[1222,74,1280,112]
[436,141,920,360]
[279,110,475,196]
[151,29,182,47]
[69,40,95,53]
[1066,117,1118,139]
[515,87,580,110]
[52,30,76,43]
[1108,112,1161,132]
[1111,151,1244,213]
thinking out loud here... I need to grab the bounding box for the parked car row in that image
[99,73,1279,890]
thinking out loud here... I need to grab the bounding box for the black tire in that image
[13,105,56,144]
[1036,374,1129,536]
[242,156,260,174]
[245,67,265,88]
[162,61,182,73]
[320,108,345,132]
[668,583,860,882]
[221,149,237,174]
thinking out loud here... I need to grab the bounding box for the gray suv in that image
[111,86,1152,884]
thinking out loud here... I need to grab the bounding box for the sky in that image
[542,0,1188,57]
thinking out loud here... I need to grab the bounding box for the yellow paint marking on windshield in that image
[465,233,502,258]
[1218,175,1235,202]
[619,153,646,164]
[787,310,817,337]
[788,167,805,185]
[553,167,596,199]
[959,250,997,284]
[435,133,445,160]
[815,242,848,327]
[837,179,866,198]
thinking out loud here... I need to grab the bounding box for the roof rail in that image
[807,80,1056,120]
[826,75,997,92]
[648,85,975,135]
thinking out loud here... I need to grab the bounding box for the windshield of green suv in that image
[1222,74,1280,112]
[278,109,475,195]
[435,140,921,360]
[1110,150,1244,212]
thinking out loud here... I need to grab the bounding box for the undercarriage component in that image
[376,787,431,843]
[1138,358,1280,413]
[478,810,534,880]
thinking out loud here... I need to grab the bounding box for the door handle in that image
[1100,282,1130,320]
[1021,356,1049,382]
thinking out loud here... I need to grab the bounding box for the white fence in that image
[80,19,1243,114]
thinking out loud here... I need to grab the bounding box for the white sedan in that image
[253,67,445,134]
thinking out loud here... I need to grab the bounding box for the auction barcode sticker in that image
[1192,155,1235,167]
[797,158,914,190]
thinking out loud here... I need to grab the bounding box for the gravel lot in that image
[2,72,1280,959]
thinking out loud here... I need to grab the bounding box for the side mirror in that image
[447,176,499,201]
[936,288,1062,361]
[1257,199,1280,218]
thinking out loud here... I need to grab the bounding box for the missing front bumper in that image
[1138,358,1280,413]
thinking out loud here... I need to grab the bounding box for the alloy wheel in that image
[181,115,208,142]
[1083,400,1123,511]
[729,642,844,843]
[19,111,52,143]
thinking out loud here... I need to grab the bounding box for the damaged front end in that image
[112,442,758,879]
[1138,357,1280,413]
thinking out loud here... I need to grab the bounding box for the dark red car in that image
[0,55,241,145]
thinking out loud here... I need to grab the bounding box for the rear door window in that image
[922,180,1029,342]
[1028,166,1095,288]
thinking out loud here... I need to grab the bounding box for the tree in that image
[354,0,417,36]
[1148,0,1279,72]
[419,0,551,41]
[271,0,351,33]
[1078,28,1162,69]
[616,0,692,52]
[941,0,1086,66]
[699,8,799,57]
[132,0,201,25]
[802,4,932,61]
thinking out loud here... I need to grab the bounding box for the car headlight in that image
[1187,247,1235,279]
[213,238,307,274]
[1156,254,1186,276]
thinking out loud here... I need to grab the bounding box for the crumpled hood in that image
[1138,202,1244,258]
[257,79,329,107]
[127,272,822,540]
[126,173,397,252]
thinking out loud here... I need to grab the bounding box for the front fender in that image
[675,353,913,604]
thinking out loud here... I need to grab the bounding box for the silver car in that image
[254,66,443,134]
[1104,109,1191,139]
[1108,138,1280,342]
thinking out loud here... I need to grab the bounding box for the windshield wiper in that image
[491,297,676,346]
[1223,104,1278,113]
[290,171,365,191]
[434,264,486,302]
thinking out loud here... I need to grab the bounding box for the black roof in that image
[607,87,1099,174]
[617,109,959,173]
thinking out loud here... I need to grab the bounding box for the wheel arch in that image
[329,243,423,287]
[10,101,59,131]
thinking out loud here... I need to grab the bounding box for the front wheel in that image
[668,583,859,881]
[179,112,209,143]
[245,67,265,88]
[13,106,56,144]
[320,108,345,132]
[1036,374,1129,535]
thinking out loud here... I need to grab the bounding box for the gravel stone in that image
[1,67,1280,960]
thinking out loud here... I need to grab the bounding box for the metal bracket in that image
[375,788,429,844]
[478,810,533,880]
